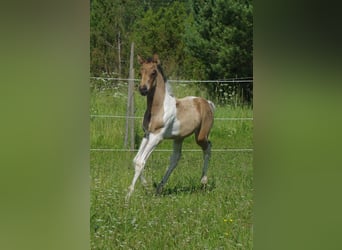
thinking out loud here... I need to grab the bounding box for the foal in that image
[126,54,215,200]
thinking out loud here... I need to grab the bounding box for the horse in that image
[126,54,215,200]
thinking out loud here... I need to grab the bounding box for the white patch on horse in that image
[162,88,180,138]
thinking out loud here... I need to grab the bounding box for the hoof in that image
[140,175,148,187]
[125,194,131,204]
[125,186,134,202]
[156,185,163,195]
[201,176,208,185]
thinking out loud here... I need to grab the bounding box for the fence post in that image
[129,43,135,152]
[124,42,135,151]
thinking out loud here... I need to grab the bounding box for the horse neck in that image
[146,74,169,114]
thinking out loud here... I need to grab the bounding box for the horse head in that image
[137,54,161,96]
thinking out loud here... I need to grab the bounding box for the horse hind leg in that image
[195,129,212,185]
[200,140,211,185]
[156,139,183,194]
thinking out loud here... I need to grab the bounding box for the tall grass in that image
[90,80,253,249]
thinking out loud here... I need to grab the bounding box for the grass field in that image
[90,80,253,249]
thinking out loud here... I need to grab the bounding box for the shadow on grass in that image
[152,179,216,196]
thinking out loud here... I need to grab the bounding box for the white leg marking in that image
[133,137,148,164]
[140,173,148,187]
[126,133,162,201]
[156,139,183,194]
[201,142,211,185]
[133,137,148,187]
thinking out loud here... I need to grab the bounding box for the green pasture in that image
[90,80,253,249]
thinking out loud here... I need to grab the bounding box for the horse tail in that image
[208,100,216,113]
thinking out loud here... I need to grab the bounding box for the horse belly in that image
[163,115,194,139]
[175,97,201,137]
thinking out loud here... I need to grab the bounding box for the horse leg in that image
[156,139,183,194]
[200,141,211,185]
[133,135,149,186]
[126,133,162,201]
[195,130,212,185]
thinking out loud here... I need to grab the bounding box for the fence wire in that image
[90,76,253,83]
[90,114,253,121]
[90,77,253,153]
[90,148,253,152]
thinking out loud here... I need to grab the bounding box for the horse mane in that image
[145,56,173,96]
[157,64,167,82]
[157,64,173,96]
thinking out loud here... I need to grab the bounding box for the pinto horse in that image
[126,54,215,200]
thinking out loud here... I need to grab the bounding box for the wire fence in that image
[90,76,253,84]
[90,76,253,107]
[90,77,253,153]
[90,114,253,121]
[90,148,253,152]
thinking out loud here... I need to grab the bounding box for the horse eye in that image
[151,69,157,76]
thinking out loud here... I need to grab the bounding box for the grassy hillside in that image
[90,80,253,249]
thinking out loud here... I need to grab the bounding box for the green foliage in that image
[186,0,253,79]
[131,2,191,78]
[186,0,253,105]
[90,0,145,76]
[90,0,253,104]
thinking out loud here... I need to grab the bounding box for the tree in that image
[90,0,144,76]
[90,0,253,104]
[131,1,191,78]
[186,0,252,79]
[185,0,253,104]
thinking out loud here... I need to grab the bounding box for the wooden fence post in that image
[124,42,135,151]
[129,42,135,152]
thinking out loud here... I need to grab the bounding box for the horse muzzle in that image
[139,85,148,96]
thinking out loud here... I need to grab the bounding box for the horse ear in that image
[137,55,144,64]
[152,54,160,65]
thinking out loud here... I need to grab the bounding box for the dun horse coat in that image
[126,54,215,200]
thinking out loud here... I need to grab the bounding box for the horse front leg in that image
[126,133,162,201]
[133,135,148,186]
